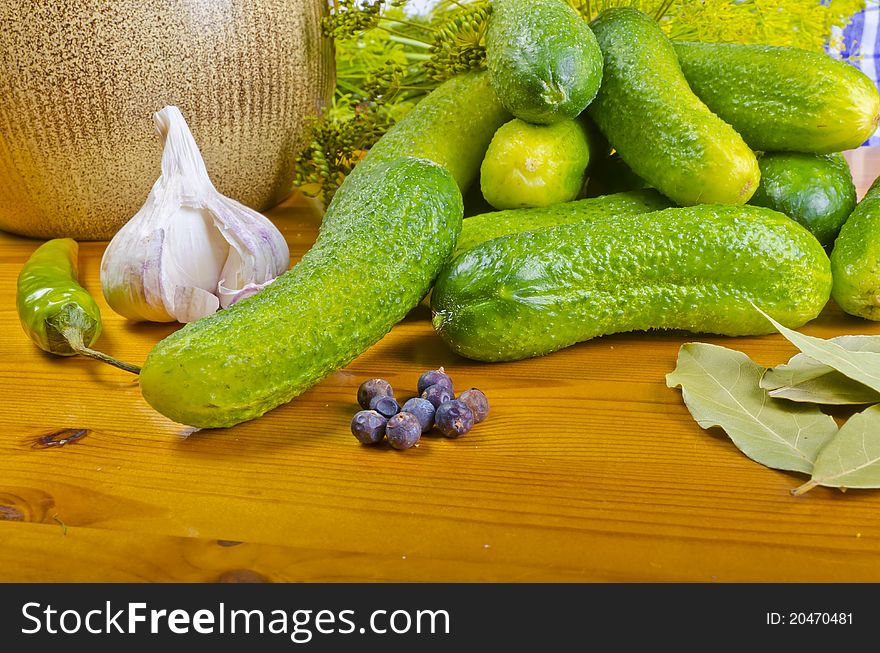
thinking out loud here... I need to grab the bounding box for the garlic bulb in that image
[100,105,290,323]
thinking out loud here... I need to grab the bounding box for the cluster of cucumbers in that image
[433,2,880,362]
[137,2,880,430]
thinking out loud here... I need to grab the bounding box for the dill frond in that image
[293,95,400,205]
[567,0,681,22]
[322,0,385,39]
[423,1,492,81]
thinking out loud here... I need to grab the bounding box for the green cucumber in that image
[831,174,880,320]
[674,41,880,154]
[137,72,509,428]
[432,204,832,362]
[586,8,760,206]
[749,152,856,247]
[479,117,604,209]
[140,157,462,428]
[486,0,603,124]
[454,188,671,258]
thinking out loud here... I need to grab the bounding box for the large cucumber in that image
[431,204,832,362]
[138,73,509,428]
[140,157,462,428]
[486,0,603,124]
[586,8,760,206]
[454,188,671,257]
[830,174,880,320]
[674,41,880,154]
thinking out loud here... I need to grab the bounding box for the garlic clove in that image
[208,195,290,309]
[160,206,228,322]
[172,286,220,324]
[220,280,274,308]
[162,206,228,291]
[101,226,177,323]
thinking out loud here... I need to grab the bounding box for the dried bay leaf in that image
[755,307,880,395]
[792,404,880,495]
[760,335,880,405]
[666,342,838,474]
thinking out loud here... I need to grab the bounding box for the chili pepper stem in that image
[41,303,142,375]
[58,325,141,375]
[61,328,141,374]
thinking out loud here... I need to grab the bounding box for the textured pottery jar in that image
[0,0,334,240]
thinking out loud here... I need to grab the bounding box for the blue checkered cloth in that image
[832,5,880,145]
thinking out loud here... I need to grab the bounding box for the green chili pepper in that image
[16,238,140,374]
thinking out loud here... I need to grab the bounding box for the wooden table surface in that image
[2,149,880,584]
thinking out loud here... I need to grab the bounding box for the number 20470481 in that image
[767,613,853,625]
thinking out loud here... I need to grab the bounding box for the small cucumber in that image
[586,8,760,206]
[455,188,671,258]
[137,73,508,428]
[831,175,880,320]
[479,117,606,209]
[486,0,603,124]
[674,41,880,154]
[749,152,856,247]
[432,204,832,362]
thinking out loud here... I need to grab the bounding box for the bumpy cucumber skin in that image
[455,189,671,257]
[674,41,880,154]
[479,118,593,209]
[348,71,510,193]
[140,158,463,428]
[432,205,831,362]
[749,152,856,247]
[586,8,760,207]
[486,0,603,124]
[831,175,880,320]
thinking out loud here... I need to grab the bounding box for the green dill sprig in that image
[297,0,498,206]
[566,0,679,22]
[362,59,408,99]
[293,96,398,205]
[322,0,386,40]
[423,1,492,82]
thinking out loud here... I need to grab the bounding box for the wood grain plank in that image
[2,513,880,583]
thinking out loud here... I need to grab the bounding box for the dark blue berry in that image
[386,411,422,450]
[420,383,454,409]
[351,410,387,444]
[458,388,489,423]
[401,397,436,433]
[417,367,454,395]
[357,378,393,410]
[369,394,400,418]
[434,400,474,438]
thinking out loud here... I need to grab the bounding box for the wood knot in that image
[31,428,90,449]
[0,488,55,523]
[0,505,24,521]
